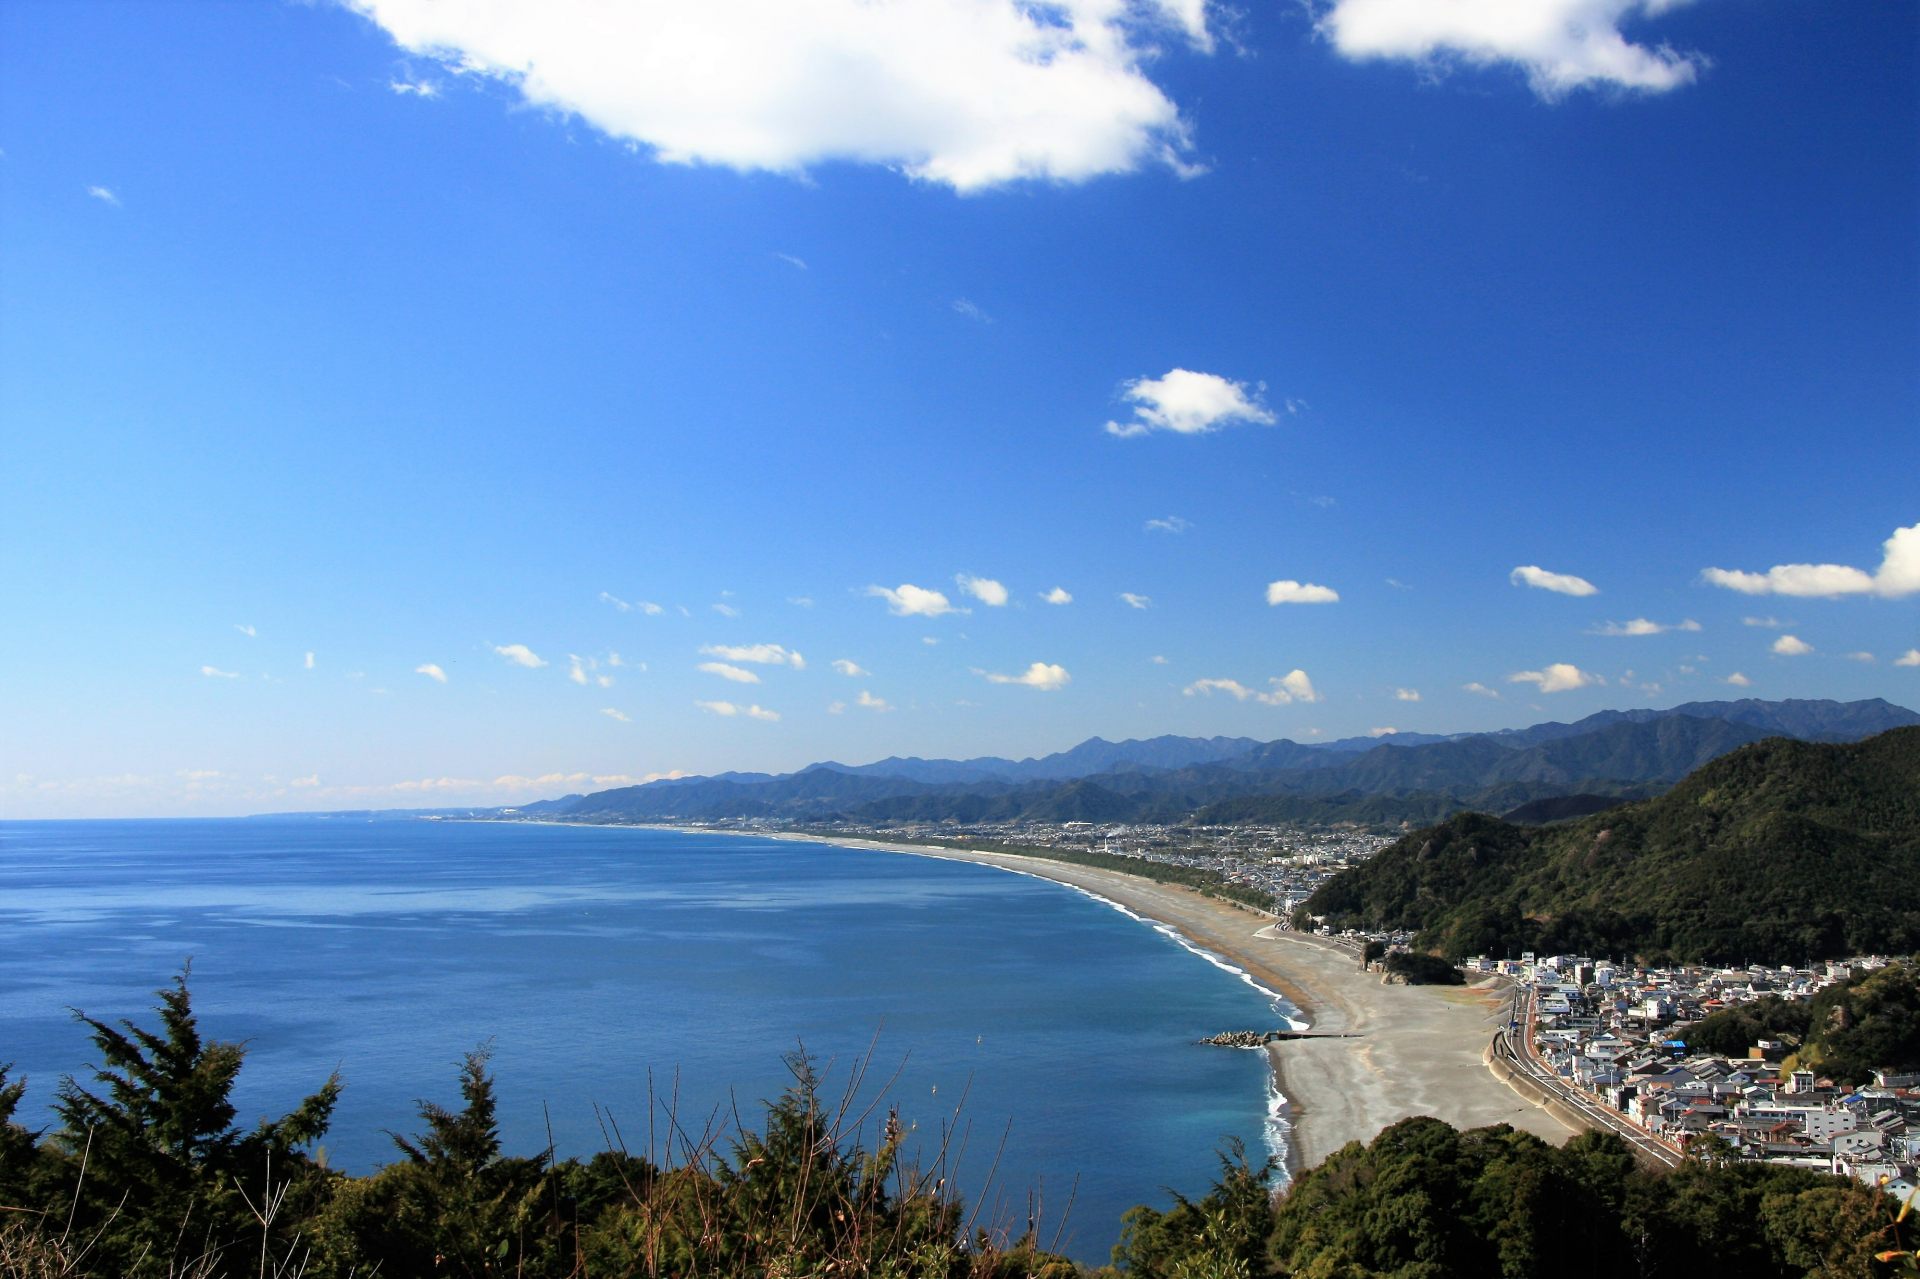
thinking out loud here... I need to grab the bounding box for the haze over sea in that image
[0,818,1288,1262]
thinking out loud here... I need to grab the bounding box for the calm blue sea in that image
[0,819,1290,1262]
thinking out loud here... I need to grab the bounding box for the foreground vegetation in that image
[3,974,1917,1278]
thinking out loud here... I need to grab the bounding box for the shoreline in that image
[584,822,1579,1174]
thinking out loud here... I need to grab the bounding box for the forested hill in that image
[514,698,1918,829]
[1302,726,1920,964]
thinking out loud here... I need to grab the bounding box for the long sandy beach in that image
[759,832,1579,1171]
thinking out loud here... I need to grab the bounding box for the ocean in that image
[0,818,1293,1262]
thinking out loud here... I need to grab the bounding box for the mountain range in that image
[516,697,1919,828]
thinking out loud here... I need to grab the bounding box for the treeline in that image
[1304,728,1920,964]
[1689,962,1920,1085]
[839,832,1277,912]
[4,974,1916,1278]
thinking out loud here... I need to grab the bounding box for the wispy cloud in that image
[415,663,448,683]
[1771,634,1813,656]
[711,602,740,618]
[868,583,959,617]
[234,623,257,638]
[493,643,547,668]
[1106,369,1275,438]
[1182,670,1319,705]
[1895,650,1920,667]
[982,661,1071,691]
[703,643,805,668]
[697,699,779,721]
[87,185,121,206]
[1508,663,1600,693]
[1119,592,1151,610]
[774,252,808,270]
[200,665,239,679]
[1590,618,1701,637]
[1144,515,1191,534]
[600,707,631,722]
[601,591,665,615]
[1702,522,1920,598]
[1395,688,1421,702]
[1726,671,1753,687]
[698,661,761,684]
[389,78,440,97]
[856,690,892,711]
[952,297,992,323]
[1510,565,1598,596]
[1463,681,1501,699]
[955,574,1008,607]
[832,659,869,677]
[1265,579,1339,605]
[1318,0,1705,98]
[304,652,315,670]
[1741,615,1786,629]
[1041,586,1072,605]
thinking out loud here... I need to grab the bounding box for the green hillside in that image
[1303,727,1920,964]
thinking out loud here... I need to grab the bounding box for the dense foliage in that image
[1799,961,1920,1085]
[1304,728,1920,964]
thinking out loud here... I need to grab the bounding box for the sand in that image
[757,832,1579,1172]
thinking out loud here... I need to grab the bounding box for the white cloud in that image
[601,707,632,722]
[1725,671,1753,687]
[832,659,869,677]
[1319,0,1705,99]
[827,700,847,714]
[984,661,1071,691]
[304,651,316,670]
[788,596,815,608]
[1119,592,1152,610]
[869,583,959,617]
[775,252,808,270]
[599,591,632,612]
[1369,727,1398,738]
[1105,369,1275,438]
[416,663,448,683]
[493,643,547,668]
[292,774,320,788]
[1265,579,1339,605]
[698,661,762,684]
[1510,565,1598,596]
[856,689,892,711]
[955,574,1009,607]
[235,623,257,638]
[603,591,666,615]
[1150,654,1169,665]
[711,602,741,618]
[1507,663,1600,693]
[1144,515,1191,534]
[1846,651,1876,663]
[1741,615,1785,629]
[1703,523,1920,599]
[87,185,120,206]
[703,642,805,668]
[389,77,440,97]
[346,0,1211,192]
[697,699,780,721]
[1183,670,1319,705]
[1395,688,1421,702]
[1463,681,1501,699]
[1895,650,1920,668]
[1771,634,1813,657]
[200,665,239,679]
[569,655,590,685]
[952,297,992,323]
[1042,586,1073,605]
[1591,617,1701,637]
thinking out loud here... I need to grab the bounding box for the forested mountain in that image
[1302,726,1920,964]
[516,699,1916,829]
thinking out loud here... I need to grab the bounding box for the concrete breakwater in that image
[1200,1029,1359,1048]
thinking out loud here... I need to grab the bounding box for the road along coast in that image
[752,832,1580,1173]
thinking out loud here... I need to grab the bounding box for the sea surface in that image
[0,818,1294,1262]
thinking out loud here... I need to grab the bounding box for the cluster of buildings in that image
[1481,952,1919,1190]
[810,818,1395,907]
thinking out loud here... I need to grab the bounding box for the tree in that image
[51,967,339,1277]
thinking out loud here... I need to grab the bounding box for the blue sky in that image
[2,0,1915,818]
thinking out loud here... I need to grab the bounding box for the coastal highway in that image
[1492,985,1684,1170]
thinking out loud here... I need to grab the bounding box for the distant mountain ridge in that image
[518,697,1919,827]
